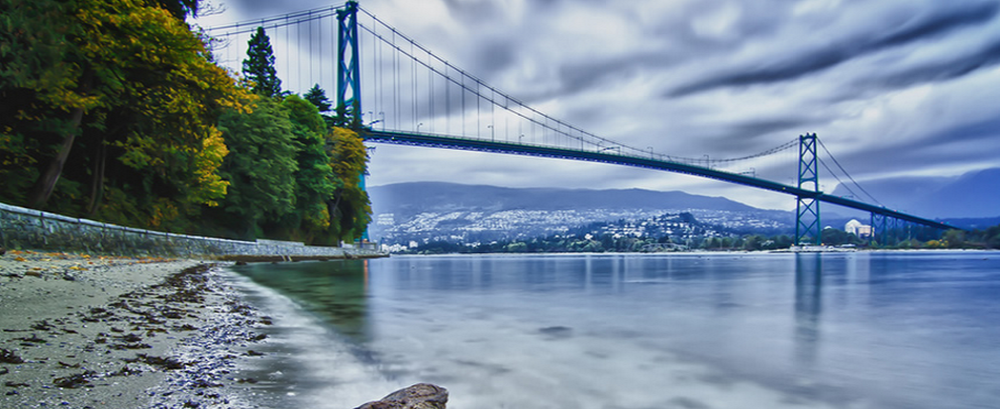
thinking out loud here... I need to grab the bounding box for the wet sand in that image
[0,250,271,408]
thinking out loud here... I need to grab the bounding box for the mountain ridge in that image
[369,182,762,217]
[831,167,1000,218]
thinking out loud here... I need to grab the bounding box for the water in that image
[224,251,1000,409]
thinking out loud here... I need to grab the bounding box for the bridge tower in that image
[337,0,362,129]
[795,133,821,246]
[337,1,370,241]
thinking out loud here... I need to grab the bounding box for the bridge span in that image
[363,129,955,232]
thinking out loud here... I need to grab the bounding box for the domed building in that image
[845,219,872,239]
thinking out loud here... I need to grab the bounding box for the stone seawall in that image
[0,202,383,260]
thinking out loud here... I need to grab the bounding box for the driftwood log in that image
[353,383,448,409]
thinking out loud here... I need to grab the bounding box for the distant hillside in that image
[831,167,1000,219]
[369,182,758,218]
[367,182,792,244]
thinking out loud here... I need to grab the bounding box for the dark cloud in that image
[442,0,502,24]
[816,115,1000,181]
[218,0,321,18]
[859,37,1000,91]
[666,1,1000,97]
[556,59,640,97]
[688,118,816,157]
[472,40,517,77]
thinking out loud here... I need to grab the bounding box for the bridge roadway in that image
[363,130,956,231]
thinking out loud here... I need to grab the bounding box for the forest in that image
[0,0,371,244]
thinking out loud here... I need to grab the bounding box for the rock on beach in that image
[354,383,449,409]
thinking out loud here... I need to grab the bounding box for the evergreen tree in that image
[281,94,336,241]
[303,84,332,112]
[242,27,282,97]
[216,97,298,238]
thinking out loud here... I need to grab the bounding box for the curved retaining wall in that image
[0,202,383,260]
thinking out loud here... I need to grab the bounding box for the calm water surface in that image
[225,251,1000,409]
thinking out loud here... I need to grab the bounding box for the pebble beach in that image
[0,250,271,408]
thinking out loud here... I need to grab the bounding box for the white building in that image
[845,219,872,238]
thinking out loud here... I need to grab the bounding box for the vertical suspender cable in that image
[476,81,480,138]
[429,53,434,133]
[461,75,465,136]
[297,21,301,92]
[309,12,313,88]
[445,64,450,135]
[318,16,322,92]
[285,17,289,90]
[393,30,399,127]
[330,13,340,109]
[411,41,416,130]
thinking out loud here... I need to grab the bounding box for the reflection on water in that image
[794,254,822,365]
[227,252,1000,409]
[233,260,372,343]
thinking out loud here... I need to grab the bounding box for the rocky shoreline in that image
[0,251,272,408]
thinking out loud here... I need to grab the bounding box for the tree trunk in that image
[86,138,106,215]
[28,69,93,208]
[28,107,85,208]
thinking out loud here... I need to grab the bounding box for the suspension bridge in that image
[203,1,957,246]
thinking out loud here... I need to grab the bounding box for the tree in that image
[215,97,298,238]
[1,0,247,226]
[303,84,332,112]
[942,229,967,249]
[153,0,199,19]
[242,27,282,98]
[325,127,371,242]
[280,94,336,240]
[743,235,765,251]
[821,228,861,246]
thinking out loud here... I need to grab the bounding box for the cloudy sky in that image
[194,0,1000,211]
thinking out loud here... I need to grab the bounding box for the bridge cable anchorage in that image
[817,138,882,206]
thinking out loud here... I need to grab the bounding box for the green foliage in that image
[304,84,332,112]
[821,228,864,246]
[986,227,1000,249]
[153,0,199,19]
[942,229,967,249]
[280,94,336,239]
[325,127,371,242]
[242,27,282,98]
[0,0,373,247]
[0,0,247,229]
[215,97,298,237]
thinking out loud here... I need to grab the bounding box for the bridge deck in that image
[363,130,956,231]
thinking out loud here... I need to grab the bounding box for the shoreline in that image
[0,251,272,408]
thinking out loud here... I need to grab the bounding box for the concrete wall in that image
[0,202,382,260]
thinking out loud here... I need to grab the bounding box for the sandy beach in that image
[0,250,271,408]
